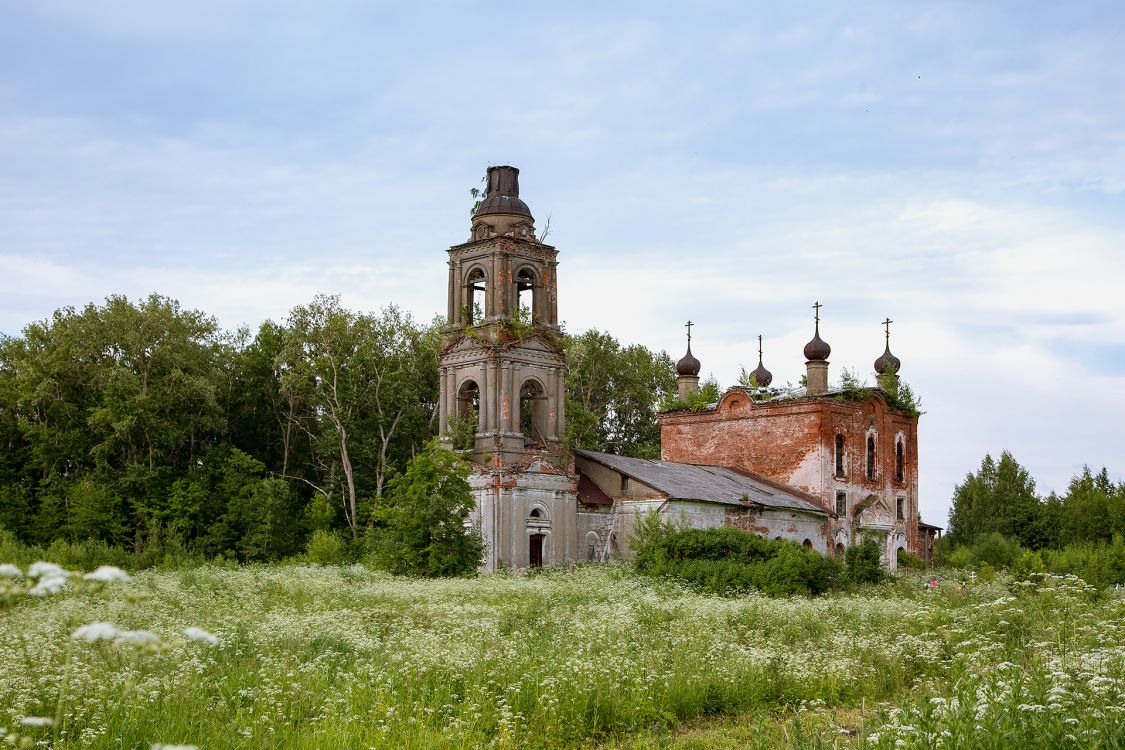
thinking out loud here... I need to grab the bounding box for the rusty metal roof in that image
[575,450,827,514]
[473,165,533,220]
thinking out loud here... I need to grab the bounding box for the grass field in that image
[0,564,1121,749]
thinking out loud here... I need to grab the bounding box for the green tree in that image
[278,296,438,539]
[1057,466,1125,546]
[67,476,128,545]
[368,441,483,576]
[3,295,227,547]
[564,330,676,457]
[947,451,1042,548]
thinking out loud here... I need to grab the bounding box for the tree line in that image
[946,451,1125,585]
[0,293,676,562]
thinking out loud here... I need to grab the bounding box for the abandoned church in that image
[438,165,941,572]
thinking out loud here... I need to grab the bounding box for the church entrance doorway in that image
[529,534,544,567]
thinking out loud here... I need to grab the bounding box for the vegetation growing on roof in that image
[830,369,923,417]
[876,372,923,417]
[659,377,721,413]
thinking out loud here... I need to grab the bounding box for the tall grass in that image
[0,562,1120,748]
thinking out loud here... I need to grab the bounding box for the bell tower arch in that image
[439,165,567,466]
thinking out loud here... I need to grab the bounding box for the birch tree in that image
[278,296,437,539]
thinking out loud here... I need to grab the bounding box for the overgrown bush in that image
[943,532,1125,588]
[305,529,346,565]
[367,441,484,577]
[1041,535,1125,589]
[846,536,885,584]
[896,548,926,570]
[632,518,843,596]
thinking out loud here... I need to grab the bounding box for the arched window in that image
[456,380,480,421]
[866,435,876,480]
[834,434,845,477]
[896,497,905,521]
[516,268,536,323]
[802,538,813,549]
[529,508,542,519]
[466,267,487,323]
[835,542,846,559]
[519,380,548,445]
[835,490,847,516]
[895,440,905,483]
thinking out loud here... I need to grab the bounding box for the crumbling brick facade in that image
[660,388,923,565]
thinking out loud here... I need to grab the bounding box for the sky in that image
[2,1,1123,526]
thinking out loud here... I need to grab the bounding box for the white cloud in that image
[3,1,1125,526]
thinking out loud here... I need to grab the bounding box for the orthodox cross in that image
[757,334,763,361]
[812,301,822,323]
[685,320,693,345]
[883,317,893,344]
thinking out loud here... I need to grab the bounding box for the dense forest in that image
[0,294,675,561]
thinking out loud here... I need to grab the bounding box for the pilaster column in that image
[547,260,559,324]
[438,367,448,432]
[511,363,522,433]
[553,368,565,439]
[501,362,512,431]
[447,261,455,323]
[480,362,491,432]
[453,260,463,323]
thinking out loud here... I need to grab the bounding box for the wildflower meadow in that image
[0,562,1121,749]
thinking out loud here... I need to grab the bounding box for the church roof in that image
[574,450,827,515]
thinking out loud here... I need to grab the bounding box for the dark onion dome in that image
[874,343,901,375]
[676,345,701,376]
[751,357,773,387]
[803,323,831,362]
[473,165,533,220]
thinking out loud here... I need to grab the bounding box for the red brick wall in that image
[659,389,923,556]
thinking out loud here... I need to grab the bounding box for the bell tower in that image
[439,165,567,465]
[439,166,577,571]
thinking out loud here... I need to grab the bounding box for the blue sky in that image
[2,1,1124,525]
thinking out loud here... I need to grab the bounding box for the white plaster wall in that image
[577,510,614,561]
[612,500,728,559]
[753,509,831,555]
[470,470,576,571]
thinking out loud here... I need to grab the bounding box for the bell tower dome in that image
[439,166,566,466]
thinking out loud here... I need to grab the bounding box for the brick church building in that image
[438,165,940,571]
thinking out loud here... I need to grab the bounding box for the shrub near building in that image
[632,516,843,595]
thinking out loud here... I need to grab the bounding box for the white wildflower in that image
[116,629,161,647]
[19,716,54,727]
[28,561,65,578]
[28,573,69,596]
[72,622,121,642]
[183,627,219,645]
[84,565,132,583]
[0,563,23,578]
